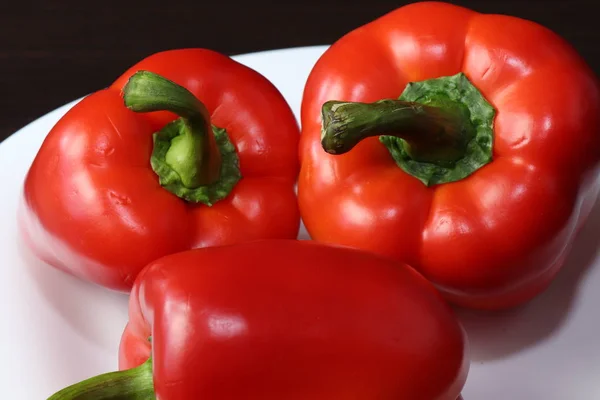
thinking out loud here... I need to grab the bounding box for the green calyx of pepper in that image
[320,72,496,186]
[123,70,241,205]
[46,356,155,400]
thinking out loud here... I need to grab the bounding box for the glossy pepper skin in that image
[298,1,600,310]
[19,49,301,291]
[48,240,468,400]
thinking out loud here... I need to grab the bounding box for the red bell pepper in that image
[19,49,301,291]
[298,1,600,310]
[47,240,468,400]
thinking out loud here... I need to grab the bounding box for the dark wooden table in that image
[2,0,598,142]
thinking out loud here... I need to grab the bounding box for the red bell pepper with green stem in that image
[19,49,301,291]
[46,240,469,400]
[298,1,600,310]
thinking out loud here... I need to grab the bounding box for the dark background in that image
[1,0,598,142]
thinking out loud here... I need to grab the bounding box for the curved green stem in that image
[320,73,495,186]
[123,71,241,205]
[47,358,154,400]
[124,71,220,187]
[321,99,471,165]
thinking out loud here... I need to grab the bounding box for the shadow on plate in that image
[17,234,130,350]
[455,199,600,362]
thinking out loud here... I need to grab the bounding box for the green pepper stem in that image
[47,358,155,400]
[321,99,472,165]
[123,70,221,188]
[319,73,495,187]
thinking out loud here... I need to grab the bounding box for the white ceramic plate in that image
[1,46,599,400]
